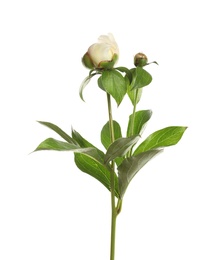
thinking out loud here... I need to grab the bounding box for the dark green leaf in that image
[34,138,97,156]
[134,126,187,155]
[127,110,152,137]
[79,72,99,101]
[104,135,140,164]
[37,121,77,144]
[101,120,122,149]
[72,128,105,162]
[34,137,119,197]
[74,153,120,198]
[131,67,152,90]
[101,69,127,106]
[118,149,162,198]
[101,120,123,166]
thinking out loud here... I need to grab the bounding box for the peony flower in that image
[82,33,119,69]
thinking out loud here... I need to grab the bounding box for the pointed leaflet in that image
[118,149,163,198]
[127,110,152,137]
[79,71,100,101]
[34,138,119,197]
[131,67,152,90]
[101,120,122,150]
[74,153,120,198]
[37,121,77,144]
[72,128,104,162]
[134,126,187,156]
[104,135,140,165]
[127,84,142,106]
[34,138,98,157]
[101,120,123,166]
[101,69,127,105]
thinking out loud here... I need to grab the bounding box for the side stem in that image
[128,89,139,157]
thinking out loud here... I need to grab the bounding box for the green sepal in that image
[82,52,95,69]
[134,126,187,155]
[101,69,127,106]
[127,110,152,137]
[118,149,163,198]
[104,135,140,165]
[98,53,119,69]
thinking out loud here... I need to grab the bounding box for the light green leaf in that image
[104,135,140,165]
[131,67,152,90]
[134,126,187,155]
[127,84,142,106]
[115,67,132,81]
[101,69,127,105]
[74,153,120,198]
[118,149,162,198]
[37,121,76,144]
[127,110,152,137]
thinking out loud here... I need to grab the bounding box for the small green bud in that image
[82,52,95,69]
[134,53,148,67]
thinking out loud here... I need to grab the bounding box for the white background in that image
[0,0,212,259]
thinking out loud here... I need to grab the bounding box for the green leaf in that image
[34,137,120,197]
[97,75,105,91]
[101,120,122,150]
[134,126,187,155]
[131,67,152,90]
[104,135,140,165]
[37,121,77,144]
[118,149,162,198]
[74,153,120,198]
[34,138,97,156]
[101,69,127,105]
[79,72,99,101]
[72,128,105,162]
[127,110,152,137]
[127,84,142,106]
[115,67,132,81]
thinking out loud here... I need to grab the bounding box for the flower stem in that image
[128,89,139,156]
[107,93,117,260]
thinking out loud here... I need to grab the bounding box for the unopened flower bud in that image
[134,53,148,67]
[82,33,119,69]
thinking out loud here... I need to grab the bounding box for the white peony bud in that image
[82,33,119,69]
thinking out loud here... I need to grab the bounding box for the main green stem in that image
[107,93,117,260]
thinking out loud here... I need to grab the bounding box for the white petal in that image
[98,33,119,55]
[88,43,113,66]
